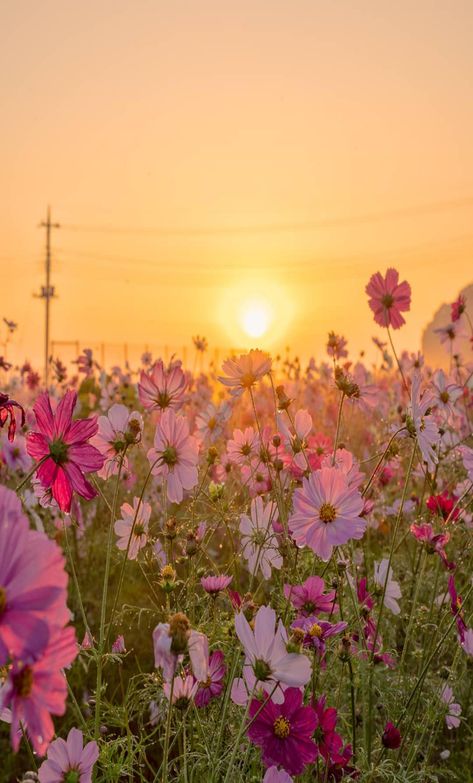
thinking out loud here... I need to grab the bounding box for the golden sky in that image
[2,0,473,367]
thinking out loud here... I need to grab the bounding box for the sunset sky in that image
[2,1,473,367]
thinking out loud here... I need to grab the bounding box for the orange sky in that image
[2,0,473,368]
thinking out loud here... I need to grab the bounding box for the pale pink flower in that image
[138,359,186,411]
[289,466,366,561]
[218,349,272,397]
[461,628,473,656]
[430,371,462,419]
[163,674,198,706]
[409,372,439,472]
[441,684,461,729]
[147,409,199,503]
[153,621,208,682]
[38,727,99,783]
[92,403,142,479]
[263,767,293,783]
[366,268,411,329]
[201,574,232,595]
[373,559,401,615]
[240,496,283,579]
[227,427,259,465]
[112,635,126,653]
[234,605,311,703]
[195,401,231,443]
[114,497,151,560]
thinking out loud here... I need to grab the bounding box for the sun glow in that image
[241,300,271,338]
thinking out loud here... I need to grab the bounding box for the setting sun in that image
[241,300,272,338]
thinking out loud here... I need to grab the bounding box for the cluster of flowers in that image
[0,267,472,781]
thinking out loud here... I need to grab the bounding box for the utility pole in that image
[36,206,60,385]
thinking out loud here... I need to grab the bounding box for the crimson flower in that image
[247,687,317,775]
[0,393,25,442]
[26,390,104,512]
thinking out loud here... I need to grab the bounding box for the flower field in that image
[1,268,473,782]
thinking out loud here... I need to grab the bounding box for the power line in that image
[59,194,473,237]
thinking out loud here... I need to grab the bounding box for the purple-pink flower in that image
[200,574,232,595]
[283,576,338,617]
[247,687,317,775]
[138,359,187,411]
[289,466,366,561]
[38,727,99,783]
[365,268,411,329]
[147,408,199,503]
[194,650,226,707]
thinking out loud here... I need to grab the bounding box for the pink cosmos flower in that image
[240,496,283,579]
[460,445,473,482]
[1,434,32,473]
[114,497,151,560]
[373,559,402,615]
[441,684,461,729]
[92,403,142,479]
[38,727,99,783]
[163,674,198,706]
[326,332,348,361]
[194,650,226,707]
[283,576,338,617]
[451,294,467,322]
[218,349,272,397]
[153,617,208,683]
[112,634,126,654]
[291,616,347,656]
[138,359,186,411]
[382,722,401,749]
[0,393,25,442]
[0,486,69,664]
[289,466,366,561]
[408,372,439,472]
[263,767,293,783]
[410,523,452,569]
[461,628,473,656]
[200,574,232,595]
[426,491,459,523]
[227,427,259,465]
[0,625,78,755]
[147,408,199,503]
[26,390,104,513]
[430,370,462,419]
[247,687,317,776]
[234,605,311,702]
[365,268,411,329]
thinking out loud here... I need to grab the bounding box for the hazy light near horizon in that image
[241,298,272,338]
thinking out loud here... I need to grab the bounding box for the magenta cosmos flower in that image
[200,574,232,595]
[0,393,25,442]
[235,605,311,702]
[194,650,226,707]
[247,687,317,775]
[38,727,99,783]
[365,268,411,329]
[283,575,338,617]
[289,466,366,562]
[138,358,186,411]
[0,625,78,754]
[0,486,69,664]
[26,390,104,512]
[218,349,272,397]
[147,408,199,503]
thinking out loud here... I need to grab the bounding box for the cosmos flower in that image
[283,576,338,617]
[38,727,99,783]
[218,349,272,397]
[365,268,411,329]
[92,403,142,479]
[426,491,459,523]
[263,767,293,783]
[138,359,187,411]
[247,687,317,775]
[0,625,78,755]
[381,722,401,749]
[291,616,347,656]
[289,466,366,561]
[430,370,462,419]
[163,674,198,707]
[200,574,233,595]
[441,684,461,730]
[410,523,452,569]
[408,372,439,472]
[240,496,283,579]
[147,408,199,503]
[26,390,104,513]
[0,486,69,664]
[0,393,25,442]
[326,332,348,361]
[1,433,32,473]
[227,426,259,465]
[114,497,151,560]
[194,650,226,708]
[373,559,402,615]
[153,613,208,683]
[234,605,311,703]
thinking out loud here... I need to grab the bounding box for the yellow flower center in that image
[309,623,323,638]
[273,716,291,738]
[319,502,337,523]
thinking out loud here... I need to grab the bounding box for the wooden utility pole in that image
[36,206,60,385]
